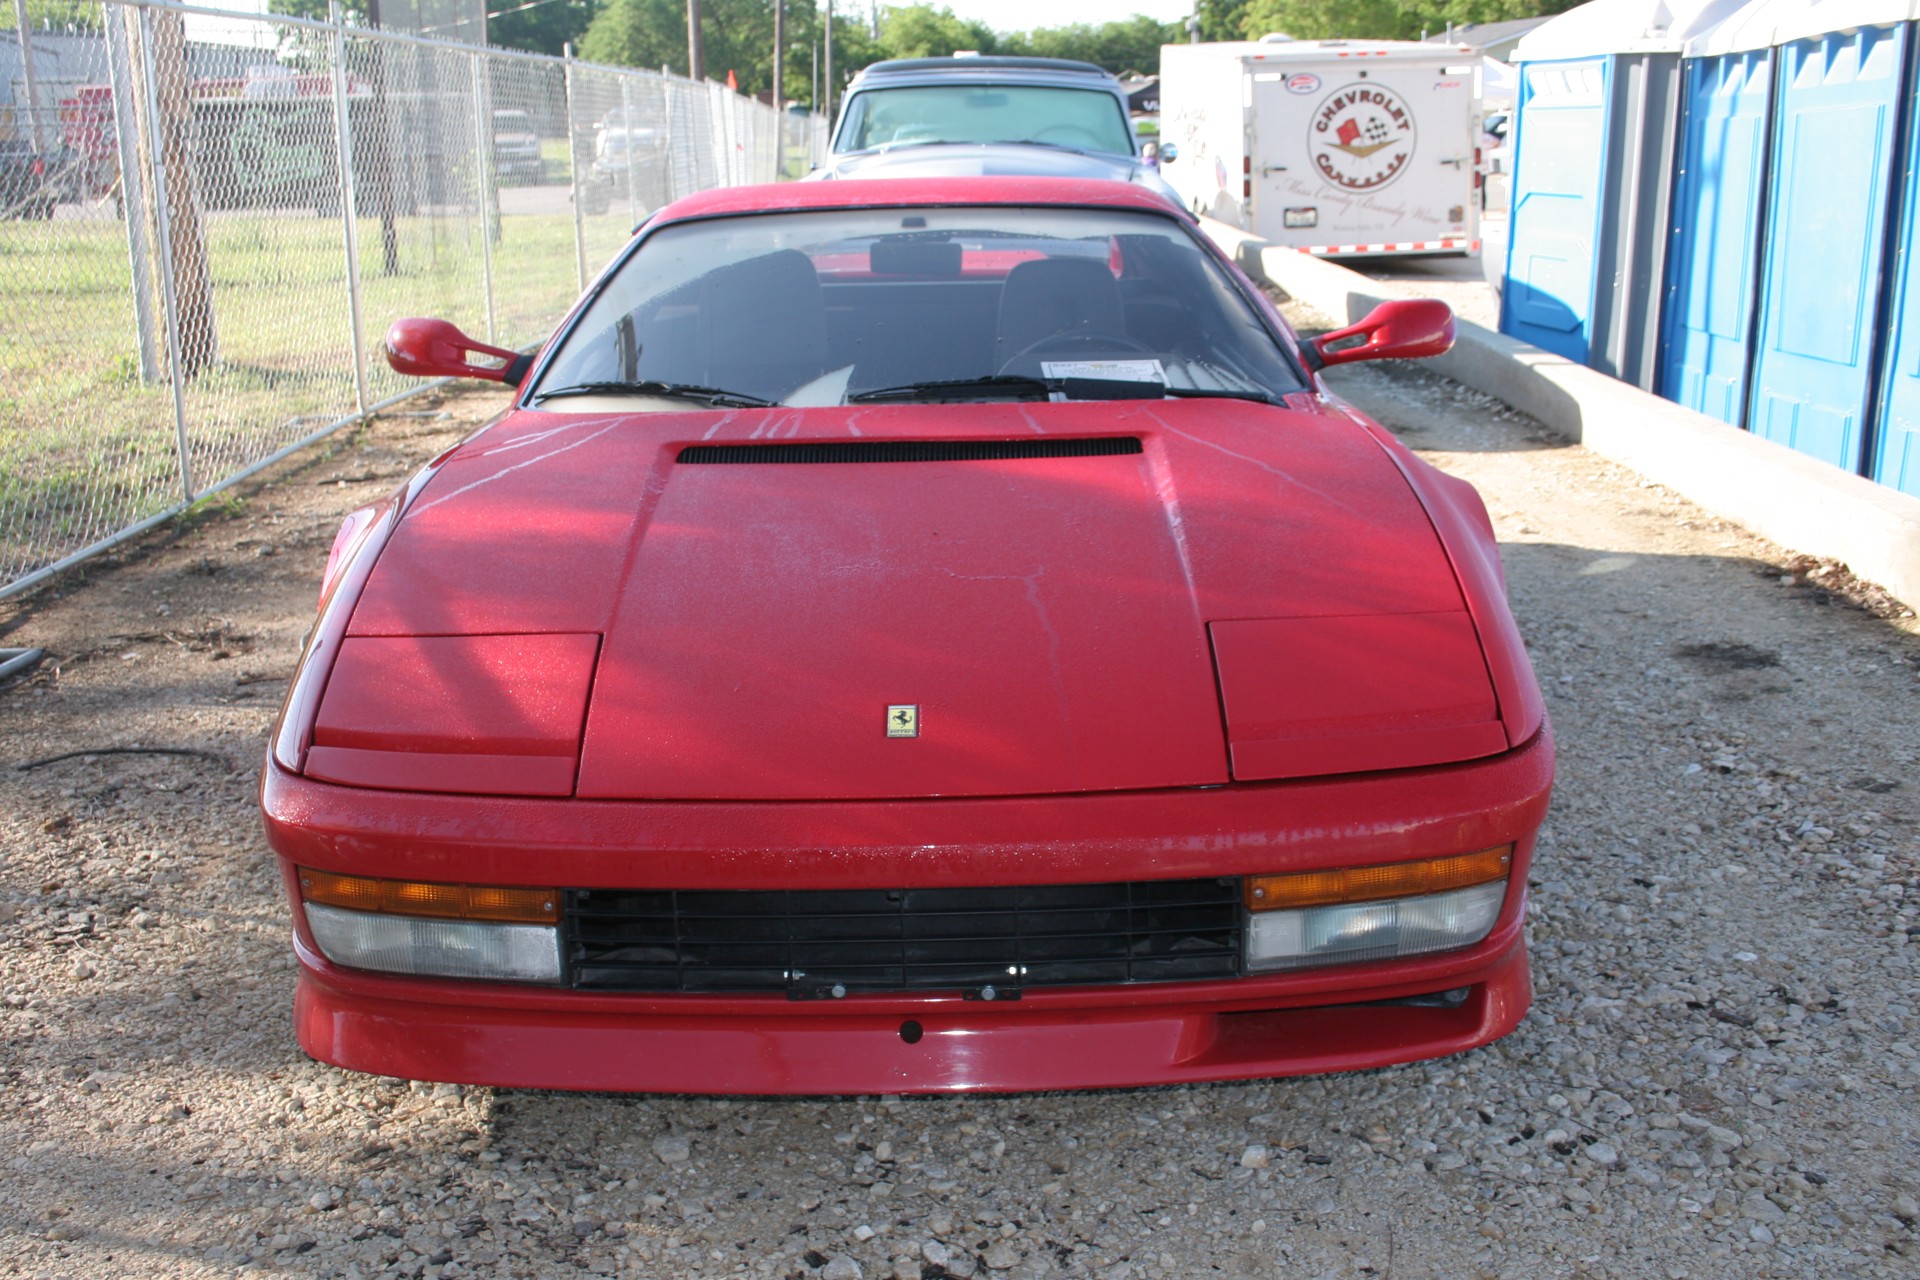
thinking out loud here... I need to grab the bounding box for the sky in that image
[923,1,1197,36]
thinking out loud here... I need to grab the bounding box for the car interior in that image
[554,232,1302,406]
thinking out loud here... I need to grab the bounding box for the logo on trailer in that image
[1285,73,1321,95]
[1309,82,1416,191]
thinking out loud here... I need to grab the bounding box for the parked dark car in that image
[491,109,543,184]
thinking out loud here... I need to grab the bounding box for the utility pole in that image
[688,0,705,82]
[772,0,783,109]
[823,0,833,124]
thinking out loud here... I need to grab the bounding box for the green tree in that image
[491,0,603,56]
[579,0,877,107]
[1238,0,1418,40]
[578,0,685,70]
[1238,0,1583,42]
[1003,15,1184,76]
[0,0,100,29]
[876,4,996,58]
[1194,0,1249,41]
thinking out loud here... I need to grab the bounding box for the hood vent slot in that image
[678,437,1142,465]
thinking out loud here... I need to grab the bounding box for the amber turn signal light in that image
[1244,846,1512,912]
[299,868,558,924]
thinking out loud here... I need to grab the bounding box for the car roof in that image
[853,56,1114,80]
[649,176,1189,227]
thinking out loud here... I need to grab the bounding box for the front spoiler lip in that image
[291,931,1531,1094]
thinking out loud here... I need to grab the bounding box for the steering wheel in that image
[1031,125,1107,149]
[999,329,1158,375]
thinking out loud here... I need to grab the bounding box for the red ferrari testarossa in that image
[262,177,1552,1094]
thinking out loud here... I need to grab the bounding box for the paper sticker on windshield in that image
[1040,360,1167,383]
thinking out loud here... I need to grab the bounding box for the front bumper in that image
[264,726,1551,1093]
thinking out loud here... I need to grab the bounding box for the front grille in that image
[565,878,1243,997]
[676,437,1142,465]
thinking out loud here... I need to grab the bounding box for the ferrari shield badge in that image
[886,705,920,738]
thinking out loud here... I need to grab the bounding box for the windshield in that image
[530,206,1308,409]
[836,85,1134,156]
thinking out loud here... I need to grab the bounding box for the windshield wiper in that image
[1163,386,1278,405]
[850,375,1182,404]
[851,376,1278,406]
[531,380,775,408]
[849,375,1052,403]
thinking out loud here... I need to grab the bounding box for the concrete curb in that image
[1203,219,1920,613]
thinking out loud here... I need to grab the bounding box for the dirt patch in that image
[1673,641,1783,672]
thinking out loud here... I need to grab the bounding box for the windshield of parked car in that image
[836,85,1135,156]
[529,205,1308,409]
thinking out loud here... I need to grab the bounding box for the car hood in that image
[335,401,1506,800]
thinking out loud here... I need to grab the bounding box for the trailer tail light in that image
[1243,154,1252,200]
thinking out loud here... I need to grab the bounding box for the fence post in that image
[329,3,369,416]
[619,76,638,227]
[564,42,587,294]
[11,0,45,155]
[135,6,197,502]
[103,4,160,384]
[469,51,498,342]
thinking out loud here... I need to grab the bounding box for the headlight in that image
[1244,847,1511,972]
[299,869,562,984]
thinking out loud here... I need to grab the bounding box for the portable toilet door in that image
[1748,18,1912,473]
[1872,14,1920,496]
[1502,53,1612,362]
[1501,0,1748,382]
[1657,42,1773,426]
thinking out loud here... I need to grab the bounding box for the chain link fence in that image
[0,0,826,600]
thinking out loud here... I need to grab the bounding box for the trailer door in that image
[1253,61,1475,254]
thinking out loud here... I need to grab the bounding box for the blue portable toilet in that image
[1744,1,1916,474]
[1502,0,1749,384]
[1658,12,1779,426]
[1871,3,1920,496]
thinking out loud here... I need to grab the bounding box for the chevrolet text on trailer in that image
[1160,38,1483,259]
[262,177,1552,1095]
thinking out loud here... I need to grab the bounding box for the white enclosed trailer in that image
[1159,39,1481,258]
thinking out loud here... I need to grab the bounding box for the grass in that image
[0,203,588,583]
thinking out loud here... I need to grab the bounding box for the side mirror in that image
[1310,298,1454,368]
[1158,142,1178,164]
[384,317,530,386]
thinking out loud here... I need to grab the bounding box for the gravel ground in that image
[3,316,1918,1280]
